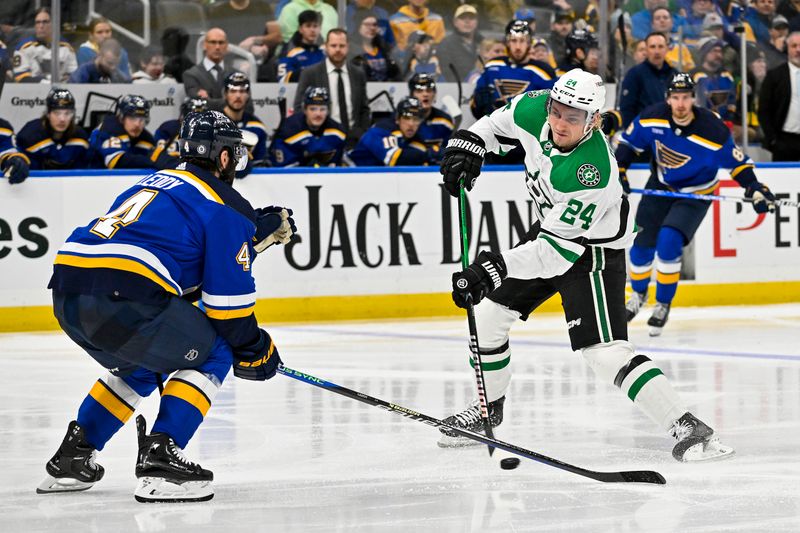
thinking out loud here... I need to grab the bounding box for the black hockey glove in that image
[253,206,296,253]
[4,155,30,185]
[440,130,486,198]
[233,329,282,381]
[619,169,631,195]
[744,182,776,214]
[451,251,507,309]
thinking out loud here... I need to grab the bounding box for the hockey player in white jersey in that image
[437,69,733,462]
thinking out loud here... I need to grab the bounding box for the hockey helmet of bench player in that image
[565,28,599,61]
[223,71,250,93]
[46,87,75,112]
[548,68,605,134]
[179,110,248,174]
[667,72,695,96]
[396,97,425,120]
[180,97,208,118]
[304,86,330,107]
[116,94,150,124]
[408,73,437,93]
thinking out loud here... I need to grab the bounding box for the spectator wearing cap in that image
[777,0,800,31]
[347,96,437,166]
[349,13,401,81]
[404,30,443,81]
[746,0,779,44]
[701,12,741,74]
[436,4,482,82]
[408,73,454,153]
[183,28,232,111]
[761,14,790,68]
[390,0,445,51]
[294,28,371,148]
[270,86,346,167]
[690,38,737,122]
[278,0,338,44]
[650,7,695,70]
[619,32,678,127]
[549,6,575,65]
[758,31,800,160]
[347,0,396,50]
[277,10,325,82]
[68,38,129,83]
[132,45,176,84]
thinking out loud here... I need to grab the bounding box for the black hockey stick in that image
[457,181,495,456]
[277,364,666,484]
[630,187,799,208]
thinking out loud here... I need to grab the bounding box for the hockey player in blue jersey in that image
[470,19,557,120]
[221,72,268,177]
[408,73,454,154]
[154,97,208,158]
[347,97,438,167]
[617,73,776,335]
[88,94,177,170]
[269,86,346,167]
[0,119,30,184]
[276,10,325,83]
[17,87,89,170]
[38,110,297,503]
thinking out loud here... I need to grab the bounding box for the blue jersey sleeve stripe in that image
[54,253,180,295]
[201,291,256,307]
[205,306,255,320]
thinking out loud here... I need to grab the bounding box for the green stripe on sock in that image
[468,355,511,371]
[592,271,611,342]
[627,368,664,401]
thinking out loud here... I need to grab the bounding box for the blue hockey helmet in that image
[179,110,248,175]
[667,72,696,96]
[565,28,599,60]
[116,94,150,123]
[396,97,425,120]
[303,86,330,107]
[223,71,250,93]
[46,87,75,112]
[408,73,437,94]
[505,19,532,41]
[180,97,208,117]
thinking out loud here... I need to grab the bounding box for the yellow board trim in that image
[4,282,800,332]
[88,381,134,423]
[163,380,211,416]
[54,254,178,295]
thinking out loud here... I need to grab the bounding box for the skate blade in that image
[680,439,735,462]
[36,475,94,494]
[648,325,664,337]
[134,477,214,503]
[437,433,484,449]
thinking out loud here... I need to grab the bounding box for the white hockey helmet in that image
[548,69,606,134]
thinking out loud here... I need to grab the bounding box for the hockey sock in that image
[77,368,160,450]
[582,341,686,431]
[152,337,232,448]
[473,300,519,402]
[628,245,655,295]
[469,341,512,403]
[654,227,684,304]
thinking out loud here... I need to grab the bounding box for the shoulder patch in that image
[576,164,601,187]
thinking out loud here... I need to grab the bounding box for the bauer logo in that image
[184,349,199,361]
[456,277,468,289]
[577,164,601,187]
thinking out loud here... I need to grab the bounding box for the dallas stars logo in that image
[577,164,601,187]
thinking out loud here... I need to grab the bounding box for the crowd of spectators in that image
[1,0,799,181]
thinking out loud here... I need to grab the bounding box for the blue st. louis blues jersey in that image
[48,163,261,349]
[471,56,556,119]
[417,107,453,152]
[277,44,324,83]
[269,113,345,167]
[616,103,757,192]
[154,118,181,158]
[347,119,435,166]
[88,115,160,169]
[17,118,89,170]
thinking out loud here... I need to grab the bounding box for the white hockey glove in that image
[253,206,296,253]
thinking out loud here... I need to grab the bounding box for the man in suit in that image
[759,31,800,161]
[294,28,371,147]
[182,28,230,112]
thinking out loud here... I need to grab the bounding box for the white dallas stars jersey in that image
[470,91,635,280]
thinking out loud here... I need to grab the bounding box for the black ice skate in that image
[626,290,647,322]
[134,415,214,503]
[671,412,734,462]
[647,302,671,336]
[37,420,105,494]
[437,396,505,448]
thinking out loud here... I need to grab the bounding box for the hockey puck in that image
[500,458,520,470]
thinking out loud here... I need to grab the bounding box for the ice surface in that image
[1,304,799,532]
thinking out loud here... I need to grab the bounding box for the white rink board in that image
[0,165,799,308]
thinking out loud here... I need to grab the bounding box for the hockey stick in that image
[630,188,800,208]
[277,364,666,484]
[457,181,495,456]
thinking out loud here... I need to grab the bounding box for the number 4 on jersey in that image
[90,189,159,239]
[559,198,596,230]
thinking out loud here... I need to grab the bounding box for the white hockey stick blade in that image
[36,475,95,494]
[134,477,214,503]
